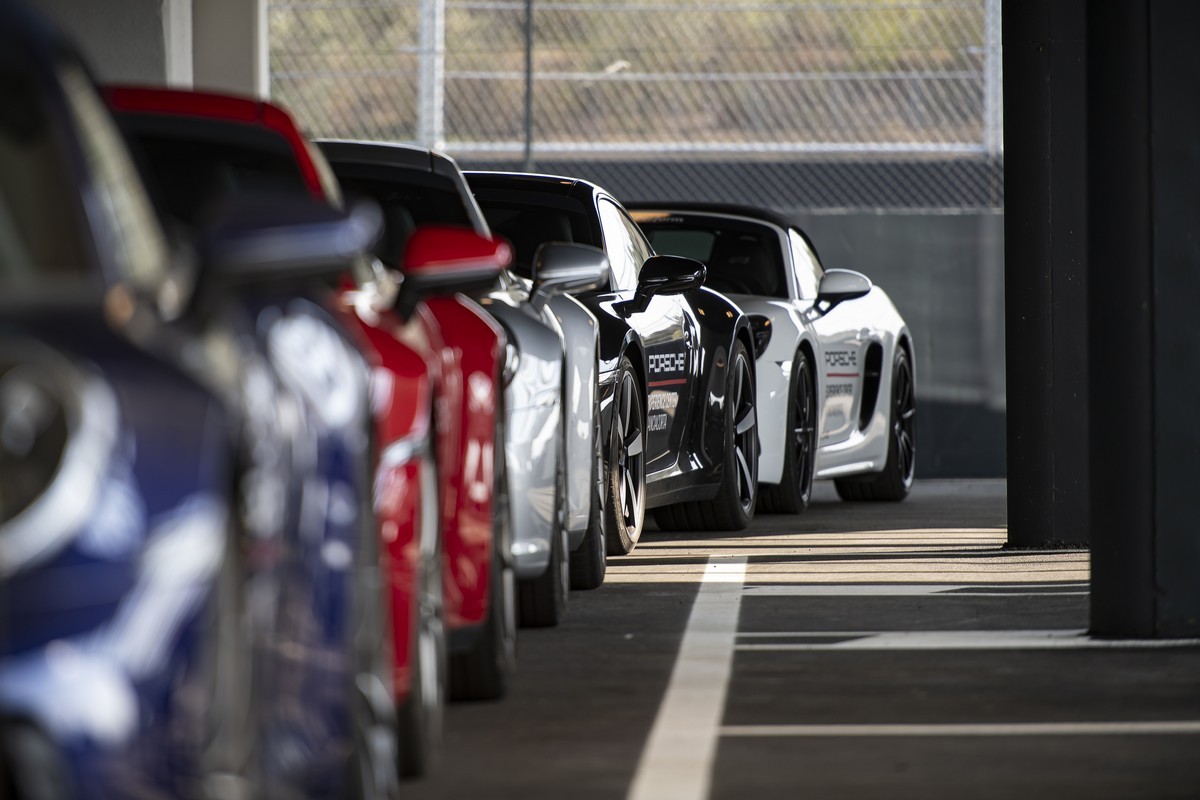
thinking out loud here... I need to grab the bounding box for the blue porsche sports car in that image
[0,4,396,798]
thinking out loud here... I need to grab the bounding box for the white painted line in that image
[742,584,1087,597]
[736,628,1200,651]
[627,556,747,800]
[722,721,1200,737]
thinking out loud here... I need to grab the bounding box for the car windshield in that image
[471,190,595,279]
[0,60,92,294]
[335,170,475,268]
[119,117,310,229]
[638,215,788,298]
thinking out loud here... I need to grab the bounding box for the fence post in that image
[984,0,1004,155]
[523,0,535,170]
[419,0,445,149]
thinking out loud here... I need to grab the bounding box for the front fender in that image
[685,287,753,473]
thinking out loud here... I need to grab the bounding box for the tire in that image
[835,346,915,502]
[348,454,400,800]
[396,458,445,778]
[604,356,646,556]
[759,349,817,514]
[569,405,606,590]
[448,411,517,701]
[517,446,569,627]
[655,338,759,532]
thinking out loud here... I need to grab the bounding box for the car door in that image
[790,229,868,446]
[597,198,697,473]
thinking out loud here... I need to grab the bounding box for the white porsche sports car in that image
[631,203,915,511]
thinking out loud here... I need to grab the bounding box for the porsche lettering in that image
[648,352,686,374]
[824,350,857,369]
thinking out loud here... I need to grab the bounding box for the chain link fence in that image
[269,0,1007,474]
[270,0,1003,210]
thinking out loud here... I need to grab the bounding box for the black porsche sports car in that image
[465,172,759,551]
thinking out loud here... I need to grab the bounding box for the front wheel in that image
[518,449,569,627]
[759,349,816,514]
[604,356,646,556]
[570,408,606,590]
[656,339,758,532]
[835,346,915,502]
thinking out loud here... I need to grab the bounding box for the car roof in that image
[464,170,611,203]
[316,139,437,171]
[625,201,824,266]
[625,201,796,232]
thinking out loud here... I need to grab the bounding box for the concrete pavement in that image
[409,480,1200,799]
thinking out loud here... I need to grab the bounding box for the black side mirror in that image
[617,255,706,316]
[530,243,609,309]
[815,268,872,313]
[394,226,510,320]
[196,194,381,290]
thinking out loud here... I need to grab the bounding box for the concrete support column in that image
[1088,0,1200,637]
[32,0,192,86]
[193,0,268,98]
[1002,1,1089,548]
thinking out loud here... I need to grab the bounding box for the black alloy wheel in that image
[605,356,645,555]
[655,339,758,531]
[729,348,759,516]
[835,347,915,502]
[759,349,817,514]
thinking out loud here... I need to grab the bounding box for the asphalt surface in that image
[409,480,1200,799]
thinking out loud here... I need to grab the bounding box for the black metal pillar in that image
[1002,1,1089,548]
[1088,0,1200,637]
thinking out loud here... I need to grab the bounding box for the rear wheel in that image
[604,356,645,556]
[835,347,915,502]
[397,458,445,778]
[759,349,816,514]
[655,339,758,531]
[449,411,517,701]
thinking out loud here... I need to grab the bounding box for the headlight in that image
[747,314,772,358]
[0,343,118,578]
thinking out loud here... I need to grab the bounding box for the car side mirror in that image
[196,195,381,291]
[530,242,609,308]
[637,255,706,297]
[816,268,872,312]
[395,226,510,319]
[616,255,705,315]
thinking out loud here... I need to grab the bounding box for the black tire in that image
[348,442,400,800]
[759,349,817,514]
[569,405,606,590]
[655,339,759,532]
[517,447,569,627]
[448,409,517,701]
[397,459,446,778]
[835,346,915,502]
[604,356,646,555]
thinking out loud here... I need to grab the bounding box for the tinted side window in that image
[60,65,168,291]
[337,172,474,268]
[789,229,823,300]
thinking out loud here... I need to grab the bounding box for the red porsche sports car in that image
[107,87,516,778]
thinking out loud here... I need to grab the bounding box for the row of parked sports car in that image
[0,2,914,797]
